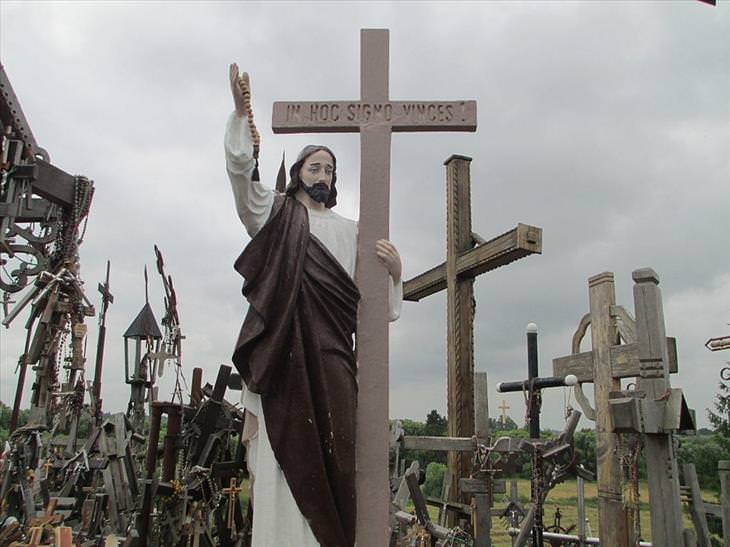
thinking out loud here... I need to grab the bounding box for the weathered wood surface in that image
[403,223,542,301]
[585,272,633,545]
[553,272,641,545]
[402,435,474,452]
[474,372,490,441]
[719,460,730,547]
[445,155,476,506]
[633,268,684,547]
[553,337,678,382]
[402,154,540,517]
[683,463,712,547]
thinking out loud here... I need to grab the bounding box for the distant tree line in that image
[394,395,730,498]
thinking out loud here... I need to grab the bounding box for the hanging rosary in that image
[236,73,262,181]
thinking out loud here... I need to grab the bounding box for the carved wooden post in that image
[589,272,633,546]
[446,155,475,503]
[472,372,490,546]
[632,268,684,546]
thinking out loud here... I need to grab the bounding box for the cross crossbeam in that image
[404,223,542,301]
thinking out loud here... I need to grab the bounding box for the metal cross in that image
[497,323,576,439]
[271,28,477,544]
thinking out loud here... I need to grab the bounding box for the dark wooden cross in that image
[92,260,113,418]
[222,477,242,530]
[497,324,576,439]
[271,28,477,544]
[403,154,542,505]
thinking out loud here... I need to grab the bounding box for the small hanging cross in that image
[221,477,242,530]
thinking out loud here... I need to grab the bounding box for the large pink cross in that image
[272,28,477,544]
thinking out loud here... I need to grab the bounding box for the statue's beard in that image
[301,181,331,204]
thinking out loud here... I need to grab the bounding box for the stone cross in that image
[403,154,542,504]
[552,271,680,546]
[271,29,477,544]
[498,400,510,425]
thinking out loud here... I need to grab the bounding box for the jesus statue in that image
[225,64,403,547]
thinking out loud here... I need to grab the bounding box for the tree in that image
[708,377,730,449]
[424,409,447,436]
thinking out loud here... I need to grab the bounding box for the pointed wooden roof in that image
[123,302,162,339]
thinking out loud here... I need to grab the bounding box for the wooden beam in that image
[552,337,678,382]
[402,435,474,452]
[683,463,712,547]
[403,224,542,301]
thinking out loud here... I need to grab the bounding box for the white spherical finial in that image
[565,374,578,386]
[526,322,538,334]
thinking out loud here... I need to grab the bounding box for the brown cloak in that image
[232,195,360,547]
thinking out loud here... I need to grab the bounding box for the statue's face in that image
[299,150,334,188]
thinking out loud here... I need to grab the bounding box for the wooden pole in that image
[633,268,684,547]
[354,30,392,546]
[577,476,587,547]
[588,272,633,546]
[683,463,712,547]
[472,372,491,547]
[719,460,730,547]
[446,155,476,506]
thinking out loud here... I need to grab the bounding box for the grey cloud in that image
[0,2,727,430]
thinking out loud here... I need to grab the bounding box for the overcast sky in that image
[0,1,728,431]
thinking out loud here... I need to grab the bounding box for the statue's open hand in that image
[229,63,251,117]
[376,239,402,283]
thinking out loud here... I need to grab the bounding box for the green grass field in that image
[422,479,721,546]
[241,477,722,545]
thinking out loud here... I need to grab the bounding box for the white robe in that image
[225,112,402,546]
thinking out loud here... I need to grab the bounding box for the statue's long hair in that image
[284,145,338,209]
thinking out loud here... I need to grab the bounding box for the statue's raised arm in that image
[225,65,273,236]
[229,63,261,152]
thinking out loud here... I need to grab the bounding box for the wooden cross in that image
[403,154,541,504]
[551,271,680,546]
[609,269,688,545]
[498,400,510,425]
[221,477,242,530]
[42,459,53,480]
[271,29,477,544]
[92,260,113,410]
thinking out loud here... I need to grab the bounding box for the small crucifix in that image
[221,477,242,530]
[271,28,477,544]
[42,459,53,480]
[498,400,510,425]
